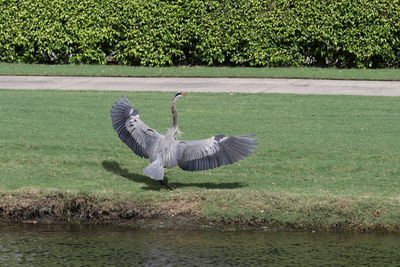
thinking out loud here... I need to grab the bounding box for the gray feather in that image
[177,135,257,171]
[111,97,162,158]
[143,160,164,180]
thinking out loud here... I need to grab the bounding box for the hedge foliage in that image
[1,0,399,67]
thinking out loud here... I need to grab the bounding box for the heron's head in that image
[174,92,188,100]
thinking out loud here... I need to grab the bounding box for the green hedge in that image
[1,0,399,67]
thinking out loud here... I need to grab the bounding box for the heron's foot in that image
[159,180,174,190]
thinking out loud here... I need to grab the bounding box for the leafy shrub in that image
[115,0,186,66]
[0,0,399,67]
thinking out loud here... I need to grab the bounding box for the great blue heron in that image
[111,93,257,190]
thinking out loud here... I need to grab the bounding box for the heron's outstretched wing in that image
[111,97,162,158]
[177,134,257,171]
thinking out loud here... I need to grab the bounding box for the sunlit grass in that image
[1,89,399,196]
[1,63,400,80]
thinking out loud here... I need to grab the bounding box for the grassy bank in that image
[1,63,400,80]
[2,189,400,232]
[1,90,400,231]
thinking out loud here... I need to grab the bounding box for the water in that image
[1,224,399,266]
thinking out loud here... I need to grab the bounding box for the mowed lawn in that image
[1,89,399,201]
[1,63,400,80]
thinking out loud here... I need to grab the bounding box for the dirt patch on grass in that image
[0,190,205,227]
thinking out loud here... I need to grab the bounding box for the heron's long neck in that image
[171,98,179,136]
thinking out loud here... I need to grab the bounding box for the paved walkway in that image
[0,75,399,96]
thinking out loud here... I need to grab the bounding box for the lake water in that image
[0,224,399,266]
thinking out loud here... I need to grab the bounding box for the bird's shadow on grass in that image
[102,160,247,191]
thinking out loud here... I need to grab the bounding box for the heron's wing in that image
[177,134,257,171]
[111,97,162,158]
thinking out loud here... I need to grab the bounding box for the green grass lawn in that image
[1,90,400,230]
[1,63,400,80]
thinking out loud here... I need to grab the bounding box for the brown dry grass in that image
[0,189,205,225]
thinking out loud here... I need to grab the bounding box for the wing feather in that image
[177,135,257,171]
[111,97,162,158]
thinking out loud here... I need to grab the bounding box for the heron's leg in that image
[159,180,173,190]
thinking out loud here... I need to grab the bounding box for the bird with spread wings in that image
[111,93,257,190]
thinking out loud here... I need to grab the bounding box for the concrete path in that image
[0,75,399,96]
